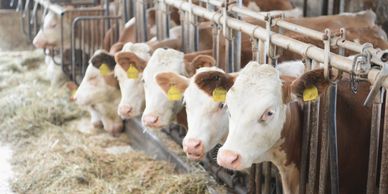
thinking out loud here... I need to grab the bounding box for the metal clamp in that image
[350,43,372,93]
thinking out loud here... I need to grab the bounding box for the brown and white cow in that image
[141,48,215,129]
[114,42,151,119]
[155,60,304,160]
[73,50,123,136]
[216,62,371,194]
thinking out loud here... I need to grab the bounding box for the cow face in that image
[183,68,236,160]
[141,48,186,129]
[33,11,62,49]
[217,63,288,170]
[74,50,118,106]
[114,43,151,119]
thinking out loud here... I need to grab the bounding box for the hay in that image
[0,50,210,194]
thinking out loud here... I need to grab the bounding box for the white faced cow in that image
[141,48,214,129]
[155,60,304,160]
[217,62,371,194]
[73,50,123,136]
[114,42,151,119]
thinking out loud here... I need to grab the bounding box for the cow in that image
[141,48,215,129]
[215,62,371,194]
[154,60,304,160]
[73,50,123,136]
[114,42,151,119]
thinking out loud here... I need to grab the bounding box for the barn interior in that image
[0,0,387,194]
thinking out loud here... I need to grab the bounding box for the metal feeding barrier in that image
[17,0,135,84]
[135,0,388,193]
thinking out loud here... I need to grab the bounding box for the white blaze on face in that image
[142,48,186,128]
[184,67,229,154]
[74,50,117,107]
[33,11,62,48]
[218,62,287,170]
[114,42,151,119]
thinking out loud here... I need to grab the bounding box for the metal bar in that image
[380,91,388,194]
[307,100,320,194]
[303,0,308,16]
[263,162,271,194]
[321,0,329,15]
[327,83,339,194]
[249,164,256,194]
[318,91,329,194]
[256,164,262,194]
[299,101,311,194]
[366,90,382,194]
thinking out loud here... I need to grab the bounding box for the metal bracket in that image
[364,63,388,107]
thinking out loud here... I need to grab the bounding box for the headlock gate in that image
[15,0,388,193]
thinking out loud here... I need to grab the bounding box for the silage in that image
[0,50,209,194]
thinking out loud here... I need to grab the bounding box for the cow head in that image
[114,42,151,119]
[33,11,62,49]
[156,67,235,160]
[74,50,118,106]
[217,63,328,170]
[142,49,214,129]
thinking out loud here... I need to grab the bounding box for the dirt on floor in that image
[0,50,210,194]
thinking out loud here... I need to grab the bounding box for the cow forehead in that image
[185,67,224,102]
[143,48,185,80]
[121,42,151,61]
[226,63,283,108]
[43,12,57,28]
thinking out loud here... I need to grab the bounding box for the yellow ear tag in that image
[71,88,77,98]
[167,84,182,101]
[99,63,110,76]
[127,64,139,79]
[212,87,227,102]
[303,85,319,101]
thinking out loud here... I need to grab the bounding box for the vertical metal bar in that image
[233,0,242,71]
[263,162,271,194]
[299,101,311,194]
[380,91,388,194]
[303,0,308,16]
[318,91,329,194]
[60,14,65,77]
[275,170,283,194]
[367,90,383,194]
[321,0,329,15]
[256,164,263,194]
[307,99,320,194]
[327,83,340,194]
[249,164,256,194]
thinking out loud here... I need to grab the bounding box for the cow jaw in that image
[142,48,186,129]
[217,63,287,170]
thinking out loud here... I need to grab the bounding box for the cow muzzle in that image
[217,149,241,170]
[142,114,161,128]
[118,105,134,119]
[183,138,205,160]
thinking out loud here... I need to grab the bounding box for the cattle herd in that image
[26,0,388,193]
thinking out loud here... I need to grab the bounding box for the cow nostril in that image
[126,107,133,113]
[231,154,240,164]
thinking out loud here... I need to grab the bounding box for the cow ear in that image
[155,72,189,95]
[291,68,330,100]
[185,55,216,77]
[109,42,124,54]
[194,71,236,97]
[90,50,116,71]
[115,51,147,72]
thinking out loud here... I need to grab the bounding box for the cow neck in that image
[269,101,302,194]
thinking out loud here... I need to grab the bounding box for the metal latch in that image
[364,64,388,107]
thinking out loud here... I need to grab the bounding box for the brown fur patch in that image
[90,51,116,71]
[280,75,296,104]
[155,72,189,95]
[114,51,147,72]
[186,55,216,77]
[194,71,235,97]
[290,69,330,99]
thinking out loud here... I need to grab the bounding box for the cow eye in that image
[258,109,275,122]
[218,103,224,109]
[141,78,145,83]
[88,75,97,81]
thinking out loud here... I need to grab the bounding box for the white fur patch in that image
[121,42,151,61]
